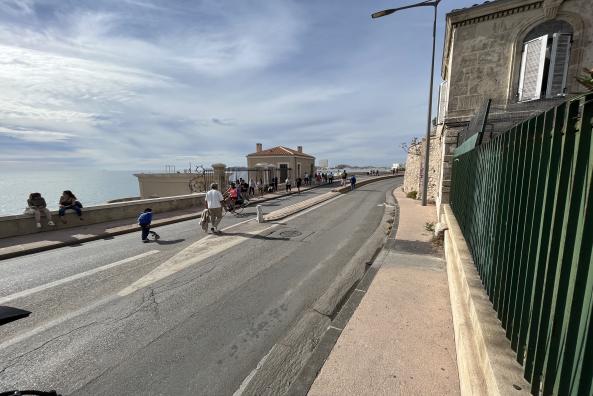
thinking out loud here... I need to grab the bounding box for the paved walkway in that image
[308,187,460,395]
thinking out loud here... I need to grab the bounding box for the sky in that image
[0,0,480,171]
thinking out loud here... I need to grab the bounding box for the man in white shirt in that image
[205,183,224,233]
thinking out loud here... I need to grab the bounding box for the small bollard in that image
[256,205,264,223]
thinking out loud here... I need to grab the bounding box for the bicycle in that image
[223,196,250,216]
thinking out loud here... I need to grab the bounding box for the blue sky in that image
[0,0,479,170]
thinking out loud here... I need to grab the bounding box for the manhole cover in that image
[279,230,302,238]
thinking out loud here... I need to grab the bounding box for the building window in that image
[437,80,449,124]
[518,20,573,102]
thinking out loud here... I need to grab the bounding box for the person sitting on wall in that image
[58,190,83,223]
[27,192,55,229]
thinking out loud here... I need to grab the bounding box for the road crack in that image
[0,321,98,376]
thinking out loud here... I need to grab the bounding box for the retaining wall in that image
[0,193,206,239]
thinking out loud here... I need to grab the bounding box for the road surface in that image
[0,178,401,395]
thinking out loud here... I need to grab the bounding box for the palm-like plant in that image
[577,67,593,91]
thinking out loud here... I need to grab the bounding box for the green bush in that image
[406,191,417,199]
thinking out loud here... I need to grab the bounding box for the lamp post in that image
[372,0,441,206]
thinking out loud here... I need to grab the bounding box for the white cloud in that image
[0,126,74,142]
[0,0,444,169]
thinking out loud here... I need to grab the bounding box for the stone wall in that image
[402,135,442,203]
[135,173,195,198]
[403,142,422,196]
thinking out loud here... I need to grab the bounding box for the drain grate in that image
[279,230,302,238]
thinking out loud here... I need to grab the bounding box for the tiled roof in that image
[247,146,314,158]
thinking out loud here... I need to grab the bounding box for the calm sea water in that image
[0,170,139,216]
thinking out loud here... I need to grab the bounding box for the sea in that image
[0,170,140,216]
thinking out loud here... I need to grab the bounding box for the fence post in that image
[212,163,227,189]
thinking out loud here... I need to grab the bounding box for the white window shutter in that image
[546,33,571,98]
[437,80,448,124]
[518,35,548,102]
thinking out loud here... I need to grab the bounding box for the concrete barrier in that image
[0,193,206,239]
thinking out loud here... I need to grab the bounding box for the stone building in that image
[435,0,593,208]
[246,143,315,182]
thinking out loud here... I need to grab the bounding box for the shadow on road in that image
[153,238,186,245]
[218,232,289,241]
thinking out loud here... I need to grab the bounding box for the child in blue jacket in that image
[138,208,160,243]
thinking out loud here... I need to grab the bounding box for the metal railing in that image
[450,93,593,395]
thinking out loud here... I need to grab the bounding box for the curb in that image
[0,183,338,261]
[443,205,530,396]
[237,179,400,396]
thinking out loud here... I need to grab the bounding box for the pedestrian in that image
[58,190,83,223]
[27,192,55,229]
[304,173,309,186]
[225,182,239,212]
[285,178,292,192]
[138,208,160,243]
[249,178,256,196]
[296,177,302,193]
[341,171,347,186]
[329,172,334,184]
[350,174,357,190]
[257,179,264,196]
[273,176,279,192]
[206,183,224,233]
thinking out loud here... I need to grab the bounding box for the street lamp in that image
[372,0,441,206]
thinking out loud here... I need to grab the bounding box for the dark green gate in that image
[450,93,593,396]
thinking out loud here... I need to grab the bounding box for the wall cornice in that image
[450,1,542,28]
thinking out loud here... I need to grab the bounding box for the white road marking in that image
[0,250,160,305]
[233,345,273,396]
[0,295,117,350]
[117,226,275,296]
[281,193,344,221]
[119,193,346,297]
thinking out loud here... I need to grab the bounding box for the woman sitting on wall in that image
[58,190,83,223]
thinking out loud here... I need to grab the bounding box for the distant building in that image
[246,143,315,181]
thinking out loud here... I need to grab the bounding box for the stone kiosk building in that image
[430,0,592,209]
[246,143,315,182]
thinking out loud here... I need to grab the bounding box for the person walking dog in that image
[138,208,160,243]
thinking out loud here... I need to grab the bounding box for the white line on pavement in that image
[0,250,160,305]
[0,295,117,350]
[118,193,346,297]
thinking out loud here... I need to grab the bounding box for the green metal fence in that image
[450,93,593,396]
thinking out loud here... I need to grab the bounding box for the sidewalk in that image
[308,187,460,395]
[0,182,333,260]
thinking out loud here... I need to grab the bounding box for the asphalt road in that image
[0,178,401,395]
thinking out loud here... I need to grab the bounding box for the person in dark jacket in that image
[58,190,83,223]
[350,175,357,190]
[27,192,55,229]
[138,208,160,243]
